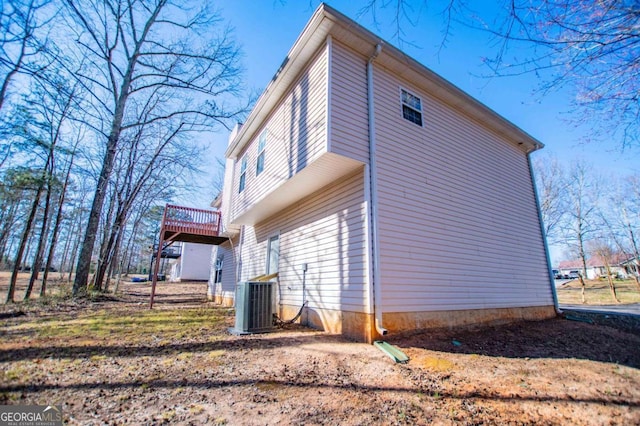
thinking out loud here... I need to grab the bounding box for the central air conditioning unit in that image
[232,281,274,334]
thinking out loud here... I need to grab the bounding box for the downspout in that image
[527,150,561,314]
[367,43,387,336]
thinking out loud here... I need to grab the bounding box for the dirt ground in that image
[1,276,639,425]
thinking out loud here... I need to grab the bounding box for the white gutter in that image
[367,43,387,336]
[527,152,561,314]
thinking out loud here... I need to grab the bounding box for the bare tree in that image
[532,153,568,244]
[210,156,226,198]
[92,119,205,291]
[485,0,640,148]
[62,0,246,296]
[4,166,45,302]
[0,0,55,112]
[362,1,640,148]
[22,77,79,300]
[589,238,621,303]
[618,175,640,290]
[563,161,601,303]
[0,169,31,263]
[0,0,57,174]
[41,138,79,296]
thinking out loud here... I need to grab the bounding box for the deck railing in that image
[162,204,221,237]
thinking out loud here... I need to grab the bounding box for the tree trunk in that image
[626,227,640,292]
[22,230,36,272]
[578,238,588,304]
[634,275,640,292]
[67,213,84,283]
[59,222,72,276]
[607,274,620,303]
[578,274,587,304]
[73,135,117,296]
[105,221,126,292]
[0,202,19,263]
[604,264,620,303]
[94,226,117,292]
[25,174,54,300]
[41,153,75,297]
[60,202,84,279]
[6,187,43,303]
[72,1,165,297]
[93,189,119,292]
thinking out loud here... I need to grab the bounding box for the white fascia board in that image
[225,5,332,159]
[227,3,543,160]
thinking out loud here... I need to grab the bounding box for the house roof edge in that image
[226,3,544,158]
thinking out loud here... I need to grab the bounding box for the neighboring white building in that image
[168,242,212,282]
[558,255,631,280]
[209,4,556,342]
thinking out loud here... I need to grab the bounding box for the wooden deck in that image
[150,204,228,308]
[161,204,228,245]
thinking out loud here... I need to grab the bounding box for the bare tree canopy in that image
[362,0,640,149]
[532,153,568,243]
[63,0,246,296]
[488,0,640,147]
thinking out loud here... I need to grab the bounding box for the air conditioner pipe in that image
[367,43,387,337]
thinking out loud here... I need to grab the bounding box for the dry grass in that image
[0,277,639,424]
[0,271,74,302]
[557,279,640,305]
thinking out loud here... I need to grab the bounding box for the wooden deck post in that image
[148,204,226,308]
[149,236,164,309]
[150,206,169,309]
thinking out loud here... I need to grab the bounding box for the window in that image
[238,156,247,193]
[266,235,279,275]
[401,88,423,126]
[256,131,266,175]
[214,256,223,283]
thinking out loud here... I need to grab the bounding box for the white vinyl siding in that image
[209,240,236,303]
[239,226,262,281]
[329,41,370,164]
[179,243,212,281]
[238,170,369,313]
[231,46,329,221]
[372,65,552,312]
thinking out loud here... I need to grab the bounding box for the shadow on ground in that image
[387,317,640,369]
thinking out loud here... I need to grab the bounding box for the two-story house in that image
[208,3,557,342]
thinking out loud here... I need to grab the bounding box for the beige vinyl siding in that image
[209,240,236,303]
[240,169,369,313]
[372,66,552,312]
[329,41,369,163]
[238,226,263,281]
[231,46,329,221]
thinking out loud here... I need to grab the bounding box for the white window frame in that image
[266,233,280,276]
[400,87,423,127]
[214,255,223,283]
[256,130,267,176]
[238,155,247,193]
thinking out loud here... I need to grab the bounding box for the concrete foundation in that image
[279,304,557,343]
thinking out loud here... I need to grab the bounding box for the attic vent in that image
[232,281,274,334]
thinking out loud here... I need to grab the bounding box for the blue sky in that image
[187,1,638,261]
[198,1,638,170]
